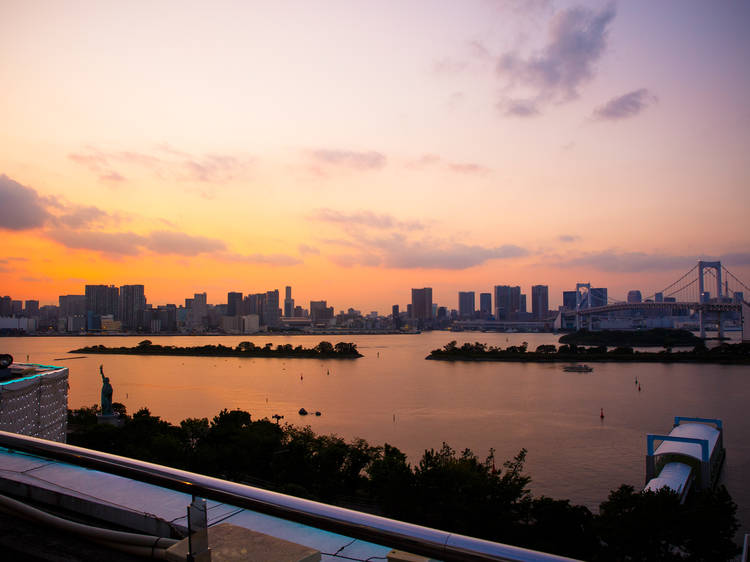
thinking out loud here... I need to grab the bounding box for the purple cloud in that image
[497,4,616,110]
[593,88,658,120]
[0,174,53,230]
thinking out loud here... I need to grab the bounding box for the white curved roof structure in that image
[644,462,692,495]
[653,422,719,461]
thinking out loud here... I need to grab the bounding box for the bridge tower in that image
[575,283,591,330]
[698,261,723,340]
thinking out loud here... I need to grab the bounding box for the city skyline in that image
[2,1,749,312]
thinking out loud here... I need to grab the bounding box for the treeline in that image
[67,405,740,560]
[427,340,750,363]
[69,340,362,358]
[559,328,702,347]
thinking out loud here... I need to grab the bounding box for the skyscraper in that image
[85,285,119,317]
[458,291,475,319]
[479,292,492,318]
[411,288,433,320]
[283,286,294,318]
[493,285,520,320]
[227,292,243,317]
[392,304,400,329]
[119,285,146,330]
[627,290,642,304]
[590,288,608,307]
[562,291,577,310]
[531,285,549,320]
[310,300,334,323]
[263,290,281,327]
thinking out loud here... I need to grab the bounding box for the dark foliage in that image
[66,407,741,560]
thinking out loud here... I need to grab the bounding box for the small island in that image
[70,340,362,359]
[426,340,750,364]
[559,328,702,347]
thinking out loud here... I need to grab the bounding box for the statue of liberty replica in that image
[99,364,114,417]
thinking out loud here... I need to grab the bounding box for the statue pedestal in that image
[96,414,123,427]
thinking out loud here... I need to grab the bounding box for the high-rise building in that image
[458,291,475,319]
[59,294,86,317]
[519,294,527,314]
[227,292,243,317]
[119,285,146,330]
[392,304,400,329]
[24,300,39,317]
[493,285,520,320]
[411,288,433,320]
[283,286,294,318]
[85,285,119,318]
[479,293,492,318]
[0,296,12,317]
[263,290,281,327]
[591,287,608,307]
[563,291,577,310]
[310,300,334,323]
[627,290,642,304]
[531,285,549,320]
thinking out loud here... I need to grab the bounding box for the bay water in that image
[3,332,748,531]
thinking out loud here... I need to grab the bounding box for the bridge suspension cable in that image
[648,264,699,301]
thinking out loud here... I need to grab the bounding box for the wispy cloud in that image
[298,243,320,256]
[554,251,696,272]
[496,3,616,115]
[308,149,386,171]
[558,234,579,243]
[69,145,253,184]
[406,154,491,175]
[220,252,302,266]
[593,88,658,121]
[313,209,527,270]
[310,208,425,231]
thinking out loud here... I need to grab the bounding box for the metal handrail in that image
[0,430,575,562]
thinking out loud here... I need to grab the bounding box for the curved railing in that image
[0,430,575,562]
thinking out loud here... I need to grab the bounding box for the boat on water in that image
[563,364,593,372]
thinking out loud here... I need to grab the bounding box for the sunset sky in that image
[2,0,749,312]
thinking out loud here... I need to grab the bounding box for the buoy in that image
[638,384,641,392]
[600,408,604,419]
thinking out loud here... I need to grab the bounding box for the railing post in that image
[187,496,211,562]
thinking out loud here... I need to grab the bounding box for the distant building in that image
[283,286,294,318]
[262,290,281,327]
[85,285,119,318]
[310,300,334,323]
[627,290,642,304]
[119,285,146,330]
[531,285,549,320]
[227,292,243,317]
[494,285,520,320]
[0,296,11,317]
[591,287,608,307]
[654,292,664,303]
[562,291,577,310]
[11,300,22,315]
[458,291,475,319]
[24,300,39,317]
[392,304,400,329]
[411,288,433,320]
[519,294,527,314]
[479,293,492,318]
[59,294,86,317]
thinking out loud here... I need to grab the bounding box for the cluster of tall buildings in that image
[0,284,355,334]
